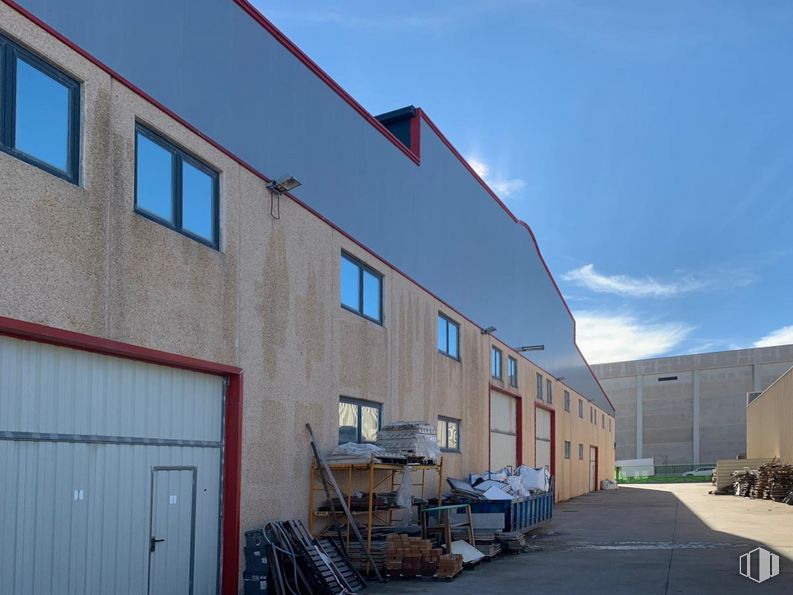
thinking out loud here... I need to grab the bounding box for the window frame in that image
[564,440,571,459]
[546,379,553,404]
[564,390,570,412]
[134,123,220,249]
[0,33,81,184]
[491,347,503,380]
[507,356,518,387]
[536,372,543,400]
[340,251,384,325]
[578,399,584,418]
[338,396,382,444]
[437,313,460,360]
[437,415,461,453]
[578,443,584,460]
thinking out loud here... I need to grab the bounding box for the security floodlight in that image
[517,344,545,352]
[266,175,302,195]
[481,326,496,335]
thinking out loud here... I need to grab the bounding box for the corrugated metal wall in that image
[0,336,223,595]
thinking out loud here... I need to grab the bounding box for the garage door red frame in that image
[0,316,243,595]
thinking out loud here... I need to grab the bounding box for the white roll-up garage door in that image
[0,334,224,595]
[490,391,517,471]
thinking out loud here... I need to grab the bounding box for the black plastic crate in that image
[245,529,266,548]
[244,546,268,573]
[243,571,268,595]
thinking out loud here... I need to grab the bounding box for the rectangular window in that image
[437,313,460,359]
[609,418,612,432]
[491,347,502,380]
[0,33,80,183]
[602,413,605,428]
[564,390,570,412]
[338,397,381,444]
[340,252,383,324]
[564,441,571,459]
[135,124,219,248]
[578,399,583,418]
[546,379,553,404]
[437,416,461,452]
[578,443,584,460]
[536,373,543,400]
[508,357,518,387]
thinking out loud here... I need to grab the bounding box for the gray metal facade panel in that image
[12,0,611,413]
[0,335,223,443]
[0,441,220,595]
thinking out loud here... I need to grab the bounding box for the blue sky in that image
[255,0,793,363]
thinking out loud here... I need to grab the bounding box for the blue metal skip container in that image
[469,490,554,533]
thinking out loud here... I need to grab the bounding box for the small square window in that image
[508,357,518,387]
[491,347,502,380]
[546,379,553,404]
[437,416,461,452]
[437,313,460,359]
[0,34,80,183]
[536,373,543,400]
[564,390,570,412]
[338,397,381,444]
[564,441,571,459]
[135,124,219,248]
[340,252,383,324]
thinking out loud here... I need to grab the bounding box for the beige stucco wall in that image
[747,365,793,463]
[0,0,614,568]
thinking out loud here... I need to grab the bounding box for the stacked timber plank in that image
[768,464,793,501]
[384,534,442,578]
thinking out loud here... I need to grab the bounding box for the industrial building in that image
[747,364,793,463]
[593,345,793,465]
[0,1,614,593]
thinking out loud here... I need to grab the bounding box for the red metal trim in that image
[489,384,523,467]
[0,316,243,595]
[2,0,612,414]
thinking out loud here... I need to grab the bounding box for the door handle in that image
[150,537,166,553]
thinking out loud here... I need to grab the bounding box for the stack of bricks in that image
[435,553,464,579]
[383,534,443,577]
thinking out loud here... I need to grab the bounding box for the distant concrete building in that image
[592,345,793,465]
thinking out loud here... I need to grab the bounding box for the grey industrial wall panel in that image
[0,442,220,595]
[0,335,223,441]
[0,336,222,595]
[10,0,612,414]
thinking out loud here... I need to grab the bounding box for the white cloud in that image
[562,264,706,298]
[575,312,692,364]
[466,156,527,199]
[754,325,793,348]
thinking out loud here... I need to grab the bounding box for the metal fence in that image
[616,463,716,484]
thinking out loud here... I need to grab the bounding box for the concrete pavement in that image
[367,483,793,594]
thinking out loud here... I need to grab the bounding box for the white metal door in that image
[490,391,517,470]
[535,408,552,470]
[0,335,223,595]
[149,468,197,595]
[589,446,598,491]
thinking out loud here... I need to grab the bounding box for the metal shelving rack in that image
[308,456,444,555]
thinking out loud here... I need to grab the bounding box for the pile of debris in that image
[447,465,551,501]
[766,463,793,501]
[732,469,756,497]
